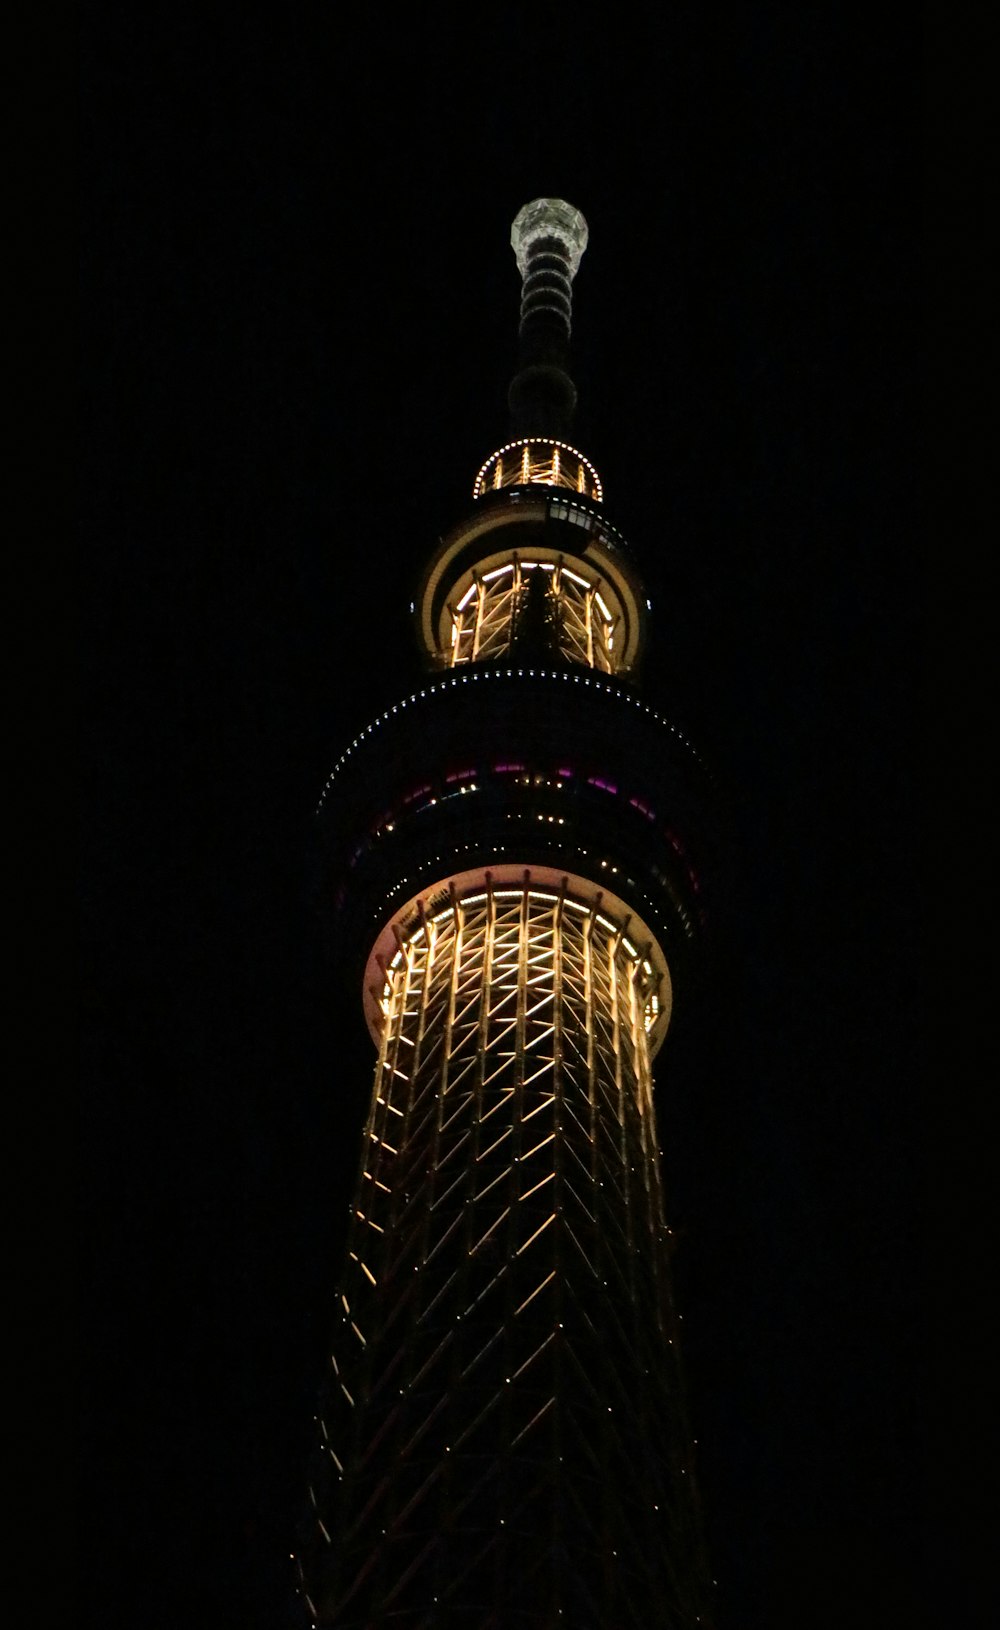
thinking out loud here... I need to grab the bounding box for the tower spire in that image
[507,197,589,438]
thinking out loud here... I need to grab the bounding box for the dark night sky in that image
[81,7,928,1628]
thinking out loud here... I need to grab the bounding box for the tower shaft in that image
[303,881,707,1627]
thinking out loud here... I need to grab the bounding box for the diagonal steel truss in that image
[300,881,711,1627]
[449,560,618,673]
[472,439,602,504]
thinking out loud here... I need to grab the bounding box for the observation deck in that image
[416,450,649,677]
[315,664,716,1052]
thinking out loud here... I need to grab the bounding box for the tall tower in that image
[297,200,716,1628]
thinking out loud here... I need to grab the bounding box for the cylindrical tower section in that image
[298,876,711,1628]
[507,198,589,439]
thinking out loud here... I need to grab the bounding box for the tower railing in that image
[472,438,603,503]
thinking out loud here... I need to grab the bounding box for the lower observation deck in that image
[315,665,717,1019]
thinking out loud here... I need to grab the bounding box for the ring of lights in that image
[472,439,603,503]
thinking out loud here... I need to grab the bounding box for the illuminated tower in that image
[297,200,716,1628]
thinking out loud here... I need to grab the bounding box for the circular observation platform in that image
[415,458,649,677]
[315,666,718,1039]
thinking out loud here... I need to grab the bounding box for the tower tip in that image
[511,199,589,278]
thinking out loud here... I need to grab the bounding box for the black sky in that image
[81,7,927,1628]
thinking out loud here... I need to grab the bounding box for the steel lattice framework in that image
[449,560,618,673]
[472,438,603,502]
[302,883,707,1626]
[297,199,718,1629]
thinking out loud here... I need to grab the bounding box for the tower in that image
[297,200,716,1627]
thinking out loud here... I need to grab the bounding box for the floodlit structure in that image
[297,199,716,1627]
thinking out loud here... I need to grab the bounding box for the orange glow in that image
[473,438,603,502]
